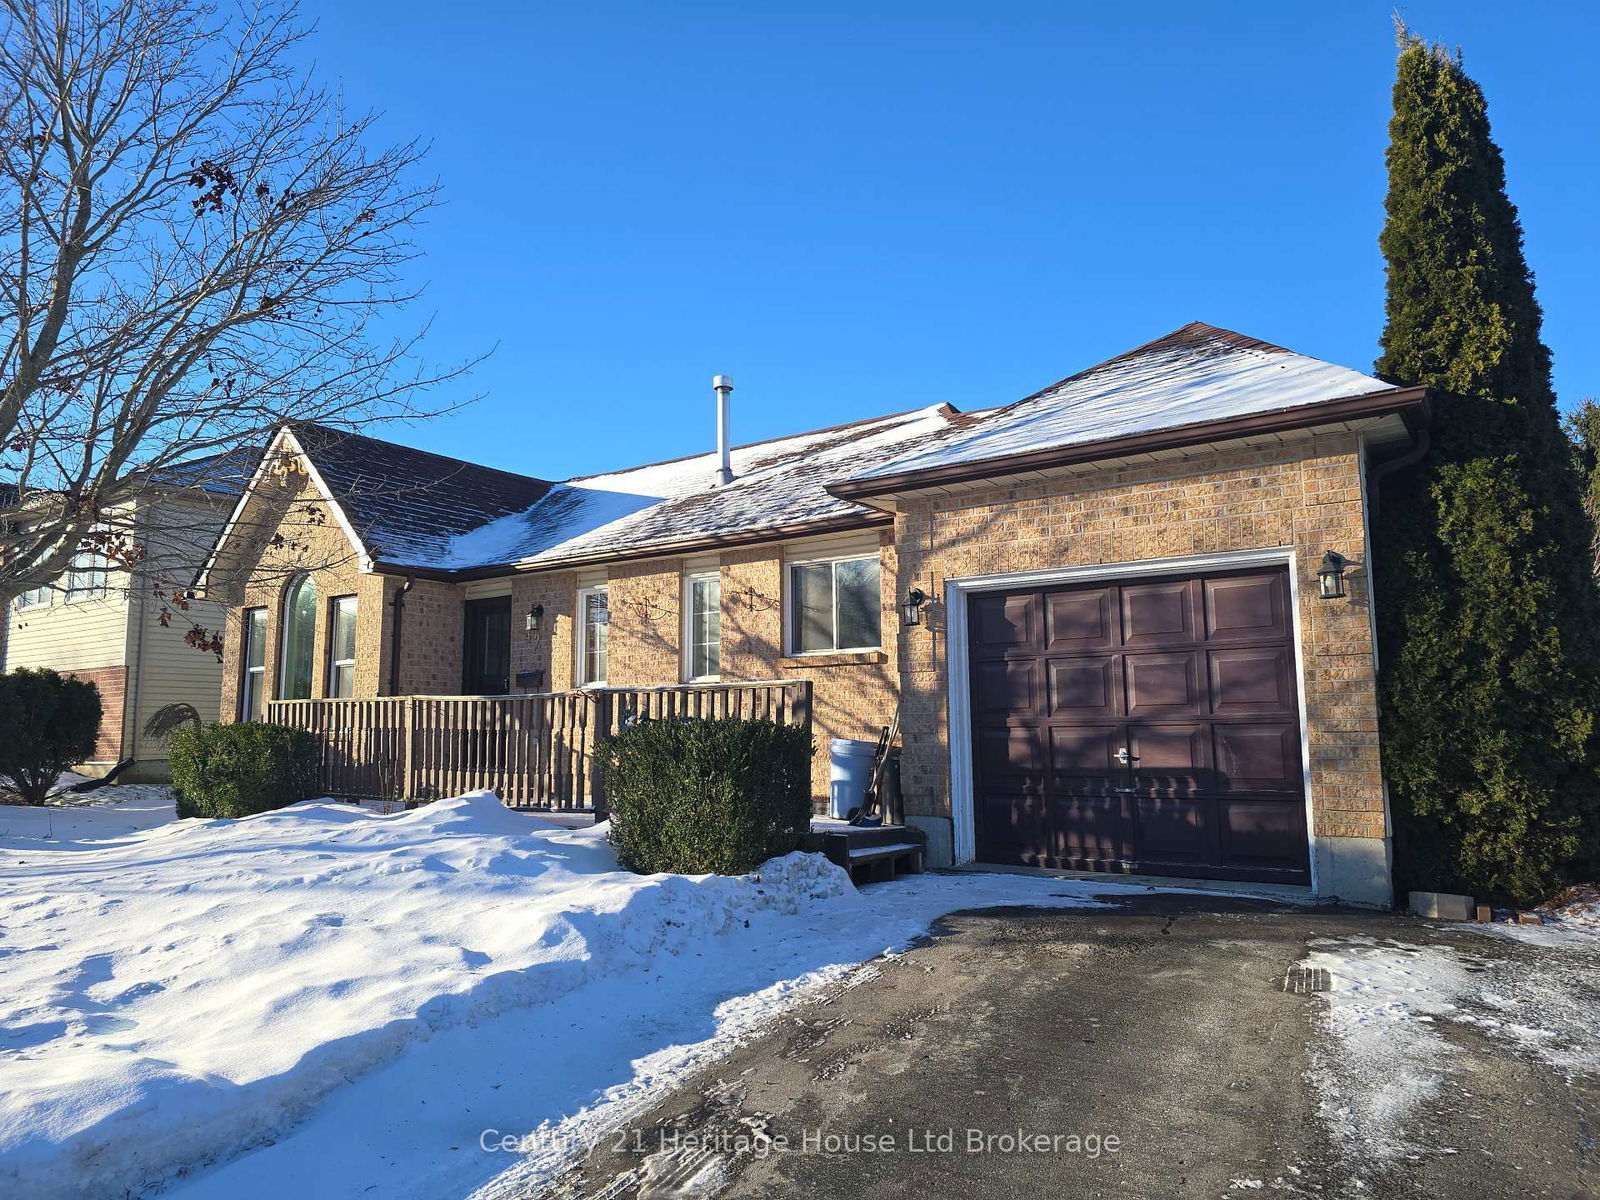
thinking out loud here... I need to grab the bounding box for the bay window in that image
[280,574,317,700]
[240,607,267,720]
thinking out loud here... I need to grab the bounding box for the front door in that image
[462,597,512,695]
[968,568,1309,884]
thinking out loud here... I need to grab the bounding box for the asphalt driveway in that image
[539,894,1600,1200]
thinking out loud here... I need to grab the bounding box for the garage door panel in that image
[1208,646,1295,715]
[972,592,1039,655]
[1124,651,1202,717]
[1132,796,1214,864]
[977,792,1046,865]
[977,725,1041,783]
[1047,656,1119,717]
[1213,723,1300,791]
[1045,588,1116,652]
[1048,795,1134,864]
[975,659,1041,717]
[1204,573,1288,643]
[1217,798,1306,871]
[1121,580,1196,647]
[1048,725,1119,793]
[1128,723,1211,796]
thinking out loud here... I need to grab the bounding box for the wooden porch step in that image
[818,825,926,885]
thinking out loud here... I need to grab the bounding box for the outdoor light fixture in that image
[900,587,928,628]
[1316,551,1348,600]
[525,603,544,633]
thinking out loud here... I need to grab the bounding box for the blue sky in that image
[294,1,1599,478]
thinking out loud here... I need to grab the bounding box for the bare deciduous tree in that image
[0,0,467,615]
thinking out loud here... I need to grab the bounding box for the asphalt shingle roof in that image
[286,423,555,568]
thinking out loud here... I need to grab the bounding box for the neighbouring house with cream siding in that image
[3,463,245,781]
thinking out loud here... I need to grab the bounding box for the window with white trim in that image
[788,553,881,654]
[65,530,110,601]
[240,607,268,721]
[577,585,609,685]
[327,595,357,698]
[683,571,721,681]
[13,579,53,609]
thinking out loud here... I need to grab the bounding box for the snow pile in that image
[0,792,857,1200]
[1532,885,1600,940]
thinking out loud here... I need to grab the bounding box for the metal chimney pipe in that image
[713,374,734,486]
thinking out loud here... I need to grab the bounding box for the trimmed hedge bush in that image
[0,668,103,805]
[169,722,320,819]
[603,717,812,875]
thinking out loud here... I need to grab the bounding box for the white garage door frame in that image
[943,546,1319,893]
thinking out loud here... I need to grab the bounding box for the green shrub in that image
[0,668,103,805]
[168,722,320,819]
[603,717,812,875]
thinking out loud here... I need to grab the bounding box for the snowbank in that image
[0,792,856,1199]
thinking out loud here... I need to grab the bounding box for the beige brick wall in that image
[215,476,384,717]
[212,480,900,809]
[718,533,901,805]
[892,435,1386,844]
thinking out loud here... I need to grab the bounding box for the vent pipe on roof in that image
[713,374,734,486]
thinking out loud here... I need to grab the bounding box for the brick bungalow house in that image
[194,323,1429,906]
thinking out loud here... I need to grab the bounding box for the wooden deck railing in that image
[263,680,812,815]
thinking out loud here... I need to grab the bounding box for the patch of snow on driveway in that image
[1299,938,1476,1164]
[1304,924,1600,1166]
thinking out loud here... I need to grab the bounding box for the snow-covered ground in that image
[0,785,177,842]
[0,789,1185,1200]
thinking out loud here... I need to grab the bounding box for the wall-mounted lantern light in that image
[525,603,544,633]
[900,587,929,628]
[1316,551,1348,600]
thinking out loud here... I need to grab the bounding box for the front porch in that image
[264,679,814,816]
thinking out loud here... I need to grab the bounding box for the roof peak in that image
[1018,321,1296,406]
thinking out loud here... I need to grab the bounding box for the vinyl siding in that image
[3,501,134,676]
[124,493,231,764]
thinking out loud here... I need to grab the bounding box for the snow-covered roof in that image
[207,322,1412,581]
[837,322,1403,490]
[435,405,957,570]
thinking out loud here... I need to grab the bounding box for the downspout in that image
[1366,421,1431,518]
[388,576,413,696]
[124,501,151,768]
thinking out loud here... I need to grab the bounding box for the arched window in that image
[280,574,317,700]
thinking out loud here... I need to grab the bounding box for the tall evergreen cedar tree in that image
[1373,30,1600,905]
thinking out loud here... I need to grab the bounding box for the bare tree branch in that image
[0,0,476,608]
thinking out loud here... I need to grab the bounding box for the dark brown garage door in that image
[969,568,1309,884]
